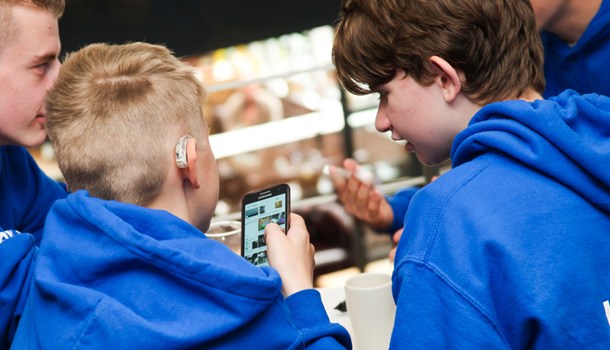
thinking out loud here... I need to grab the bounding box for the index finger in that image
[285,213,307,243]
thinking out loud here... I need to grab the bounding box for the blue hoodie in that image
[542,0,610,98]
[0,146,67,349]
[12,191,351,349]
[385,187,419,234]
[390,91,610,349]
[0,146,66,243]
[390,0,610,225]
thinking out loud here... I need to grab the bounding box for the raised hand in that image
[327,158,394,230]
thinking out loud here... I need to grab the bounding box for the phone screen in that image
[241,184,290,266]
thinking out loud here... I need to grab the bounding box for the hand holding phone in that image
[264,213,315,296]
[241,184,290,266]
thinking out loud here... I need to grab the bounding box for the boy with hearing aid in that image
[12,42,350,349]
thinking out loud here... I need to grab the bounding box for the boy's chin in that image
[5,129,47,148]
[13,131,47,148]
[418,155,448,168]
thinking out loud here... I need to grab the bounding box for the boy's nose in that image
[375,107,391,133]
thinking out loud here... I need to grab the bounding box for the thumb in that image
[343,158,359,172]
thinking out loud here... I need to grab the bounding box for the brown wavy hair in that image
[333,0,545,104]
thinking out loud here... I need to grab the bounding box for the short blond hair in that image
[0,0,65,52]
[333,0,545,104]
[46,42,208,206]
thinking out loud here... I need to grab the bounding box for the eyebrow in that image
[33,52,58,63]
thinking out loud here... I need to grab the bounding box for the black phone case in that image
[240,183,290,265]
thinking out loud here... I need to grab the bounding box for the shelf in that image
[209,99,344,158]
[205,63,335,93]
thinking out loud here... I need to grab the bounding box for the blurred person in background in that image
[532,0,610,98]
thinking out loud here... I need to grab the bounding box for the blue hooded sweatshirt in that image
[0,146,67,348]
[390,91,610,349]
[542,0,610,98]
[0,146,67,243]
[12,191,351,349]
[386,1,610,226]
[384,187,419,234]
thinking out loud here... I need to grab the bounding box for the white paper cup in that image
[345,272,396,350]
[205,220,241,255]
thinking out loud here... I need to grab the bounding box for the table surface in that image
[317,264,394,349]
[317,287,357,349]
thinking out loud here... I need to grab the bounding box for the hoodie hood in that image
[20,191,292,348]
[452,90,610,213]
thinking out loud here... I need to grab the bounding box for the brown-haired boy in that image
[331,0,610,348]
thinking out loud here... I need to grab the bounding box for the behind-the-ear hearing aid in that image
[175,135,193,168]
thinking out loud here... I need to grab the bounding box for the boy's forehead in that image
[3,6,60,59]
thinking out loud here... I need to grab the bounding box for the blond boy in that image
[13,42,350,349]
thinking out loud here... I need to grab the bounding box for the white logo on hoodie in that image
[0,229,21,244]
[604,300,610,326]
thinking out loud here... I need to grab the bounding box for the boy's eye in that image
[32,62,50,75]
[32,57,58,76]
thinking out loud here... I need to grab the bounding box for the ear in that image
[429,55,462,103]
[181,138,201,189]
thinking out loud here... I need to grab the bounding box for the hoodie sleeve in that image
[384,186,419,234]
[0,232,37,350]
[284,289,352,349]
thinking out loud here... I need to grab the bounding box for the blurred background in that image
[32,0,444,285]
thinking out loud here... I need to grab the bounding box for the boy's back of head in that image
[332,0,545,104]
[46,42,208,206]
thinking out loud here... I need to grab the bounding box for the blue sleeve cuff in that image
[284,289,352,348]
[284,289,330,328]
[385,187,420,234]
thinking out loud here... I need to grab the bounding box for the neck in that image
[146,165,214,233]
[146,165,194,227]
[543,0,602,44]
[147,185,192,225]
[519,88,543,102]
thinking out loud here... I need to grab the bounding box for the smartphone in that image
[241,183,290,266]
